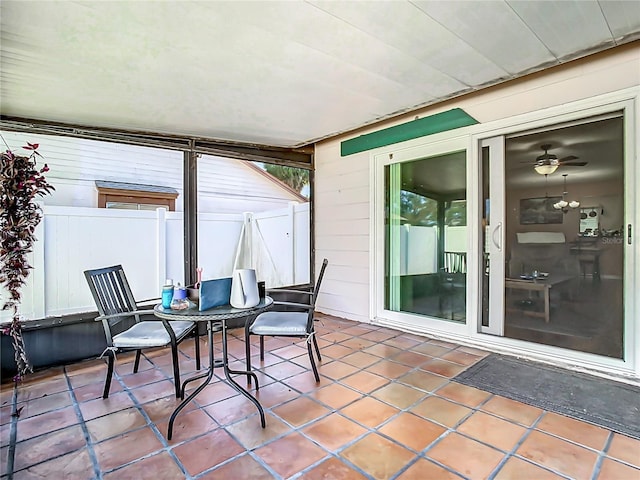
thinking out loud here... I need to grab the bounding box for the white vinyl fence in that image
[1,202,309,322]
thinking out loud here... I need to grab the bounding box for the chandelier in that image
[553,174,579,213]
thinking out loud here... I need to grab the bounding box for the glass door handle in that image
[492,223,502,251]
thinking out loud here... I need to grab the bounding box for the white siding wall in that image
[314,45,640,323]
[0,132,302,213]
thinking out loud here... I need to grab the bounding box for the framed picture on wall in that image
[520,196,563,224]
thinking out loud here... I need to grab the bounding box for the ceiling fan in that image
[529,144,587,174]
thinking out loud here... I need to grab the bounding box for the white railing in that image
[0,203,310,322]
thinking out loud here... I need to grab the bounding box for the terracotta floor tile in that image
[260,359,308,380]
[12,448,94,480]
[13,424,86,472]
[129,379,177,404]
[537,411,610,450]
[494,456,564,479]
[72,380,122,403]
[226,412,291,450]
[362,343,402,359]
[1,422,10,448]
[340,433,415,480]
[516,430,599,479]
[597,458,640,479]
[78,391,135,421]
[310,383,362,409]
[607,433,640,467]
[385,335,423,350]
[481,395,543,426]
[16,390,72,419]
[199,453,275,480]
[140,395,192,424]
[360,330,398,343]
[427,432,504,479]
[410,343,453,358]
[441,349,483,366]
[0,404,12,427]
[1,445,7,477]
[457,411,528,452]
[271,343,309,360]
[157,407,218,443]
[379,412,446,452]
[341,351,381,369]
[340,326,374,336]
[371,382,426,410]
[318,361,361,380]
[84,407,147,442]
[398,370,448,392]
[435,382,491,407]
[303,413,368,451]
[283,371,325,393]
[16,406,79,441]
[339,337,376,351]
[340,371,389,394]
[365,360,413,379]
[191,380,239,406]
[254,432,327,478]
[322,331,353,343]
[103,451,184,479]
[203,394,261,426]
[67,371,108,390]
[299,456,368,480]
[172,428,244,477]
[395,458,461,480]
[17,378,69,402]
[420,358,466,377]
[94,426,164,472]
[322,343,356,360]
[457,346,491,357]
[119,368,171,389]
[253,381,299,408]
[391,351,432,368]
[414,398,468,430]
[341,396,400,428]
[273,396,331,427]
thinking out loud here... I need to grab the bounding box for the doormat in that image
[454,354,640,440]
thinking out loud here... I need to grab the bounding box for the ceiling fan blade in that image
[561,161,588,167]
[558,155,578,163]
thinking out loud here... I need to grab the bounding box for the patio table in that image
[153,297,273,439]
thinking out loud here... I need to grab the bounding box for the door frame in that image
[371,87,639,378]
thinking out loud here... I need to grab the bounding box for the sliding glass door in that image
[384,150,467,323]
[481,113,627,359]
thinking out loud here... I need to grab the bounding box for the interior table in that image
[505,274,574,324]
[153,297,273,440]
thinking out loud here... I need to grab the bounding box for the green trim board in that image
[341,108,478,156]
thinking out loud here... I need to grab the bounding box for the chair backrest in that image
[312,259,329,305]
[84,265,138,322]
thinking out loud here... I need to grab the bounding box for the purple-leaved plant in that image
[0,142,54,381]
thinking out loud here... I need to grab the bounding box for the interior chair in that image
[245,258,328,383]
[84,265,200,399]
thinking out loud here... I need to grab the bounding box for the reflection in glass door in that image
[484,114,625,358]
[385,151,467,323]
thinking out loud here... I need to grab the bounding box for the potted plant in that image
[0,142,54,381]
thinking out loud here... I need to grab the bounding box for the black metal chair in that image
[84,265,200,399]
[245,258,328,383]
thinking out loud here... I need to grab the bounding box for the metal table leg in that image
[167,321,217,440]
[221,321,266,428]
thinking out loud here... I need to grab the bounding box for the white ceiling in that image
[1,1,639,148]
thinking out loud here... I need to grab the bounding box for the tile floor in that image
[1,314,639,479]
